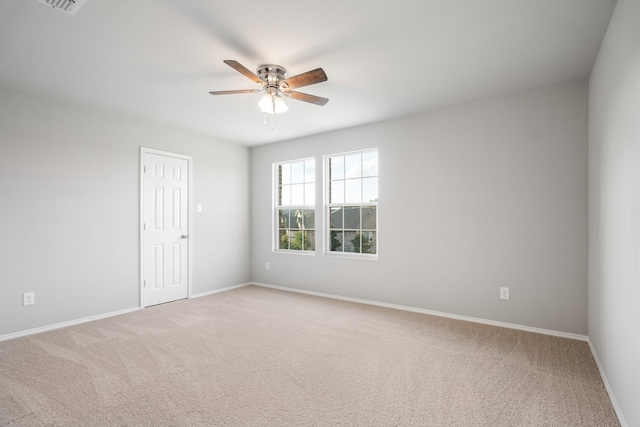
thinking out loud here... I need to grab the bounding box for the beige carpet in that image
[0,285,619,426]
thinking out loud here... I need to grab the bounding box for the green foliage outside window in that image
[280,230,314,251]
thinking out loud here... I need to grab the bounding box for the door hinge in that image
[143,166,147,173]
[143,223,146,231]
[144,280,146,288]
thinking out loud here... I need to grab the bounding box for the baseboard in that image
[587,338,628,427]
[251,282,588,342]
[191,282,251,298]
[1,282,587,343]
[0,283,252,343]
[0,306,140,343]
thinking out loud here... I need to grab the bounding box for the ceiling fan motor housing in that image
[257,64,287,91]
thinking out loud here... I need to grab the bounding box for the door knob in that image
[181,234,189,239]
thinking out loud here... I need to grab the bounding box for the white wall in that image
[0,87,251,337]
[251,81,589,335]
[589,0,640,425]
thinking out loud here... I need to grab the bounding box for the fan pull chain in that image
[261,113,275,130]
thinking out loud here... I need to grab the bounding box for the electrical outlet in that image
[500,287,510,300]
[265,262,270,271]
[23,292,35,306]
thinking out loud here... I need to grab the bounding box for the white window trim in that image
[323,148,379,259]
[273,157,316,255]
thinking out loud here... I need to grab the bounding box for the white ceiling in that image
[0,0,616,146]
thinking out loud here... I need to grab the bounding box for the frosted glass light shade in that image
[259,93,288,114]
[273,95,288,113]
[259,93,273,113]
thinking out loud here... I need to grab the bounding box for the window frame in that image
[324,148,378,259]
[273,157,316,255]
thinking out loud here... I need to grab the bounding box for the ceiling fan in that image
[209,60,329,115]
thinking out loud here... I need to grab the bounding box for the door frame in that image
[139,147,193,309]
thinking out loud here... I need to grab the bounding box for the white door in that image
[142,151,190,307]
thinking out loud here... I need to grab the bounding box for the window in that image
[274,158,315,252]
[326,149,378,256]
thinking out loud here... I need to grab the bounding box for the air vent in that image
[37,0,87,16]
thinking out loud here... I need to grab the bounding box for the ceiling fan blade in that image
[285,90,329,106]
[224,60,265,86]
[281,68,327,90]
[209,89,259,95]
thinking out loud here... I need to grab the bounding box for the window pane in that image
[330,230,343,252]
[345,154,362,179]
[362,206,377,229]
[362,177,378,203]
[281,163,291,184]
[305,183,315,205]
[303,209,315,229]
[279,230,289,249]
[362,231,377,254]
[291,184,304,205]
[345,178,362,203]
[290,210,301,229]
[330,180,344,203]
[362,151,378,177]
[289,231,303,250]
[304,230,315,251]
[280,185,291,206]
[291,162,304,184]
[344,206,360,229]
[330,207,343,229]
[278,209,290,229]
[344,231,359,253]
[330,156,344,180]
[305,161,315,183]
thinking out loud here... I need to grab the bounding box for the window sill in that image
[324,252,378,260]
[273,250,316,256]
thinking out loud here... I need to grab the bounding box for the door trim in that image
[139,147,193,309]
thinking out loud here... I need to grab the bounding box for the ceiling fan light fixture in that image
[258,93,274,114]
[273,95,288,114]
[258,93,288,114]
